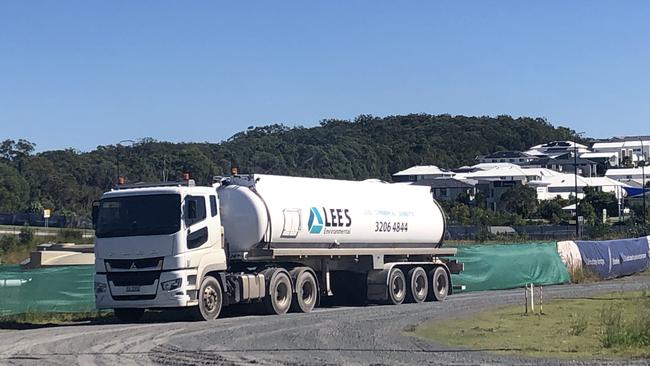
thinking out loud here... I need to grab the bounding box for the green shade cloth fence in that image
[0,265,95,316]
[0,243,571,315]
[450,243,570,292]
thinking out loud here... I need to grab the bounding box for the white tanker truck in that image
[92,174,462,322]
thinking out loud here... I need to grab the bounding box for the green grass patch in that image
[411,290,650,360]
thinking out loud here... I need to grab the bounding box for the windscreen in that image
[96,194,181,238]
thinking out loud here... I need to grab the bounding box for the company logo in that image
[307,207,352,235]
[308,207,324,234]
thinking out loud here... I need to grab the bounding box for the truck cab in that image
[93,180,225,321]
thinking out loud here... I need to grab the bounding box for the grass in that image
[410,290,650,360]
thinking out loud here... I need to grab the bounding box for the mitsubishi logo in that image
[130,262,137,270]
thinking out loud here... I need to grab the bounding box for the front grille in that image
[107,271,160,286]
[106,257,163,271]
[113,295,157,301]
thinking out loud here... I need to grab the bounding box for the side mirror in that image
[91,201,100,228]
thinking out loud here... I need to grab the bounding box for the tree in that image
[579,201,597,226]
[539,196,570,223]
[583,187,618,220]
[498,184,539,218]
[0,162,29,212]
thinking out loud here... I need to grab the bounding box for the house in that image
[477,151,536,165]
[605,167,649,187]
[529,152,598,177]
[525,141,590,158]
[528,173,629,201]
[412,177,478,202]
[591,137,650,167]
[580,152,619,175]
[391,165,454,183]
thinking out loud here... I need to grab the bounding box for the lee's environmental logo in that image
[307,207,352,235]
[308,207,324,234]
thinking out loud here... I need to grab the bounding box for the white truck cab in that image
[94,180,226,321]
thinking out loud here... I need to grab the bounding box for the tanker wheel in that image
[290,269,318,313]
[406,267,428,303]
[194,275,223,321]
[386,267,406,305]
[428,266,449,302]
[264,269,293,315]
[114,308,144,323]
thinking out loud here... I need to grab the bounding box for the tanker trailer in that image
[93,174,462,322]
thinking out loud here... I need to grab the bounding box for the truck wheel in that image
[429,266,449,302]
[114,308,144,323]
[406,267,428,303]
[264,269,293,315]
[196,275,223,320]
[290,270,318,313]
[386,267,406,305]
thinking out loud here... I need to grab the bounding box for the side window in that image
[209,195,218,217]
[184,195,206,227]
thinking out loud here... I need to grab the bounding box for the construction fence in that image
[1,237,648,315]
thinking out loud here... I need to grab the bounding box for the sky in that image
[1,1,649,152]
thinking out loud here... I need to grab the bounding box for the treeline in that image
[0,114,578,222]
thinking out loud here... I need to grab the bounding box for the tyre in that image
[195,275,223,320]
[406,267,428,303]
[263,269,293,315]
[114,308,145,323]
[429,266,449,302]
[386,267,406,305]
[290,269,318,313]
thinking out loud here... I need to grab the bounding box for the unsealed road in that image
[1,276,649,366]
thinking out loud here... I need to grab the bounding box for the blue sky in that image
[1,1,649,152]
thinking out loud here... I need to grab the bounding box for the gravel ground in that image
[1,275,649,366]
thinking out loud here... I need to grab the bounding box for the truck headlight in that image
[161,278,182,291]
[95,282,107,294]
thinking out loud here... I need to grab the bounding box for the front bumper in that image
[95,269,198,309]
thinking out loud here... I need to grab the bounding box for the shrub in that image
[0,235,19,254]
[18,228,34,244]
[569,313,589,336]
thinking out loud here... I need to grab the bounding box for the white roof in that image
[392,165,452,176]
[582,177,630,187]
[465,166,528,179]
[520,168,561,177]
[593,140,650,149]
[528,141,589,150]
[580,152,617,159]
[527,173,590,187]
[528,174,629,188]
[605,168,647,177]
[470,162,520,171]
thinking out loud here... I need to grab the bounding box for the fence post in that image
[530,283,535,313]
[524,283,528,314]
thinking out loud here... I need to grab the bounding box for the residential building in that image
[391,165,454,183]
[477,151,536,165]
[412,177,478,202]
[605,168,650,187]
[591,137,650,167]
[525,141,590,158]
[529,153,598,177]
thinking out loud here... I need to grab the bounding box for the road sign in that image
[43,209,51,219]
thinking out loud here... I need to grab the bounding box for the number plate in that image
[126,286,140,293]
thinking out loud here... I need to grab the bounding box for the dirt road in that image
[1,275,649,366]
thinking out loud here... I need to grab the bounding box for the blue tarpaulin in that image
[575,237,649,279]
[623,186,650,198]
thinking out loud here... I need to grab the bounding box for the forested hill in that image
[0,114,577,218]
